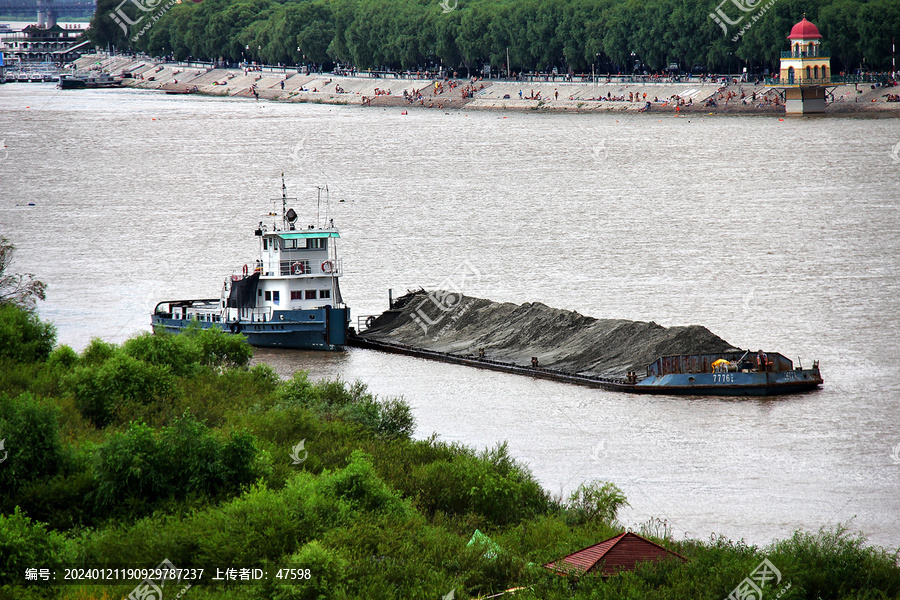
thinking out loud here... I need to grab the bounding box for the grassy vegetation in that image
[0,303,898,600]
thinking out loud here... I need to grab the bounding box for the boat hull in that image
[631,369,823,396]
[152,307,350,351]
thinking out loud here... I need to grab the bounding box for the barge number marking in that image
[712,373,735,383]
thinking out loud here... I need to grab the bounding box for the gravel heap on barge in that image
[360,290,734,377]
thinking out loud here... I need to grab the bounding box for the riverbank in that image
[75,54,900,115]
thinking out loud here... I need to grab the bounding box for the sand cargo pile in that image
[360,290,734,377]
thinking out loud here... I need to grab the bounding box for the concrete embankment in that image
[360,291,734,377]
[74,53,900,115]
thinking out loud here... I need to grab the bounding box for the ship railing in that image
[278,258,343,277]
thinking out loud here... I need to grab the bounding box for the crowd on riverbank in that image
[74,54,900,116]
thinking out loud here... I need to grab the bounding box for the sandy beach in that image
[76,53,900,116]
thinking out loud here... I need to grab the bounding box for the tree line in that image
[89,0,900,76]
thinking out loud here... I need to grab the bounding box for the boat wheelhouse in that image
[152,180,350,350]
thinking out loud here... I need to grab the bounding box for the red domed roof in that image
[788,17,822,40]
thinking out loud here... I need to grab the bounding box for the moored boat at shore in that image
[151,179,350,350]
[58,73,123,89]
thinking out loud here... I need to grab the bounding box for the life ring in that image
[291,261,305,275]
[321,261,333,274]
[242,264,248,277]
[365,315,376,329]
[229,321,242,334]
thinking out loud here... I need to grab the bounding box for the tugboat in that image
[625,350,822,396]
[151,179,350,350]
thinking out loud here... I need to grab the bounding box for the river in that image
[2,83,898,549]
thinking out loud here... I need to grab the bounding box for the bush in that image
[767,525,900,599]
[0,507,73,586]
[0,304,55,363]
[255,541,348,600]
[318,451,408,516]
[0,393,63,494]
[93,417,262,509]
[66,354,176,427]
[566,481,630,527]
[47,345,78,371]
[276,374,415,439]
[412,443,550,526]
[80,337,117,366]
[124,326,252,376]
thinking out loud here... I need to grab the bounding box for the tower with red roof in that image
[778,16,831,113]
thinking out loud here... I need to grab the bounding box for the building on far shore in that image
[0,23,91,66]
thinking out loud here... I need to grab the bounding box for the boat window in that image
[283,239,307,249]
[263,239,268,250]
[265,291,272,301]
[308,238,326,249]
[320,289,331,299]
[305,290,317,300]
[273,291,280,304]
[291,291,302,300]
[258,289,262,296]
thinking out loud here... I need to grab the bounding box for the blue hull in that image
[632,369,823,396]
[152,307,349,351]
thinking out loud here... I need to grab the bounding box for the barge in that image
[348,335,822,396]
[151,179,350,350]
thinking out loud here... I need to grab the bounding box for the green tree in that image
[0,305,55,364]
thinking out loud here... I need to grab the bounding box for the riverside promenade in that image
[75,53,900,115]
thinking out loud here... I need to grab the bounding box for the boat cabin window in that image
[283,239,307,249]
[265,291,272,301]
[305,290,317,300]
[291,291,302,300]
[263,239,267,250]
[320,289,331,299]
[273,291,280,304]
[308,238,326,249]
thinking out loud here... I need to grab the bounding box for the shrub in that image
[276,375,415,439]
[0,304,55,363]
[259,541,349,600]
[566,481,630,527]
[123,330,202,377]
[0,507,73,585]
[47,345,78,371]
[412,443,550,526]
[80,337,117,366]
[66,354,176,427]
[317,451,408,516]
[124,326,252,376]
[767,525,900,599]
[0,393,63,494]
[187,325,253,369]
[376,398,415,438]
[93,417,262,509]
